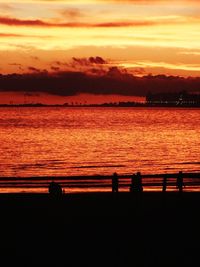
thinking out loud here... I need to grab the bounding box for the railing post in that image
[176,171,184,193]
[162,175,167,192]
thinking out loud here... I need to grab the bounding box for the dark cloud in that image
[24,92,40,97]
[72,57,107,67]
[133,68,146,75]
[96,21,156,27]
[0,70,200,97]
[72,57,90,66]
[53,61,62,66]
[89,68,107,75]
[107,66,125,77]
[0,16,160,28]
[51,66,60,71]
[52,61,68,66]
[89,57,107,64]
[28,66,41,72]
[9,63,22,66]
[9,63,24,71]
[0,16,51,27]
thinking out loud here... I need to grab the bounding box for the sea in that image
[0,107,199,192]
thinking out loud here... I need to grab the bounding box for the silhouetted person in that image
[162,175,167,192]
[135,172,143,192]
[112,172,119,193]
[176,171,184,192]
[130,174,137,193]
[49,180,62,198]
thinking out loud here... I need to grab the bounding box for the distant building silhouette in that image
[146,91,200,107]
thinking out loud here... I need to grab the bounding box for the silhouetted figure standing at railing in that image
[130,172,143,193]
[112,172,119,193]
[136,172,143,192]
[49,180,62,199]
[130,174,137,193]
[176,171,184,193]
[162,175,167,192]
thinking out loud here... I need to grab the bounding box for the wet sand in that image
[0,192,199,266]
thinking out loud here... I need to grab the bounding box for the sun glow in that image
[0,0,200,102]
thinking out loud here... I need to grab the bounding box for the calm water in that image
[0,107,199,180]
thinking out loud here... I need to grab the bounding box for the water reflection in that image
[0,107,199,178]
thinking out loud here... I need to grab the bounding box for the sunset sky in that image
[1,0,200,104]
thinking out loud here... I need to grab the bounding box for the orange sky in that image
[0,0,200,103]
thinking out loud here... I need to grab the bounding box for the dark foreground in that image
[0,192,199,266]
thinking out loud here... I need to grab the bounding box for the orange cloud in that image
[0,33,26,37]
[34,0,200,3]
[72,57,107,66]
[0,16,160,27]
[59,8,85,19]
[0,32,53,38]
[0,4,14,10]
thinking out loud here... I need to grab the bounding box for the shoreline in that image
[0,191,199,265]
[1,105,200,108]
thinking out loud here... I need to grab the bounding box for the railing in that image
[0,172,199,192]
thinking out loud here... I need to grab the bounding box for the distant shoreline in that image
[0,103,200,108]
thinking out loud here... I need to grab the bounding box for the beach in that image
[1,1,200,266]
[0,191,199,266]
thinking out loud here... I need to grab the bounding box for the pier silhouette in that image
[176,171,184,193]
[0,171,199,193]
[0,171,199,266]
[48,180,63,198]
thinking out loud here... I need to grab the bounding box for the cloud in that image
[72,57,107,66]
[51,61,69,68]
[71,57,109,75]
[28,66,41,72]
[133,68,146,75]
[9,63,22,66]
[0,16,162,28]
[59,8,84,19]
[0,4,15,10]
[51,66,60,71]
[24,92,40,97]
[89,56,107,64]
[0,16,50,27]
[97,0,200,3]
[0,70,199,97]
[0,33,27,37]
[53,61,62,66]
[0,32,52,39]
[6,0,200,4]
[31,56,40,60]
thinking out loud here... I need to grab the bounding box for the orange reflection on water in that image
[0,107,199,190]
